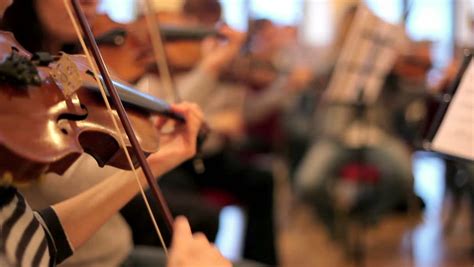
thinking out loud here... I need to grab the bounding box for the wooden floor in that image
[273,159,473,267]
[277,202,472,267]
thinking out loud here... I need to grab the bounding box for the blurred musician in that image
[293,4,422,240]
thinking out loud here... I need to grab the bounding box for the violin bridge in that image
[50,53,83,97]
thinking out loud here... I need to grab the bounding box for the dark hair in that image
[248,19,273,36]
[182,0,221,25]
[1,0,45,53]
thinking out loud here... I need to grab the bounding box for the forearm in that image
[51,169,145,250]
[50,152,178,250]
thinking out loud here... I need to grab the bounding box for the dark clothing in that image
[121,150,277,265]
[189,151,277,265]
[121,171,221,247]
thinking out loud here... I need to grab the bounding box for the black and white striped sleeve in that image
[35,207,74,265]
[0,187,73,267]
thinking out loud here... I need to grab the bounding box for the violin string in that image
[141,0,181,103]
[62,0,168,255]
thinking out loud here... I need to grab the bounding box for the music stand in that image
[424,49,473,162]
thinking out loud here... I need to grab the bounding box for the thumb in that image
[171,216,192,248]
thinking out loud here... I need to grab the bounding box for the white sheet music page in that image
[324,4,407,104]
[432,60,474,161]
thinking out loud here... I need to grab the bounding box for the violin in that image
[0,31,184,183]
[92,13,219,83]
[0,31,83,183]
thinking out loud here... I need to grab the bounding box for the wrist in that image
[146,150,188,179]
[197,61,220,78]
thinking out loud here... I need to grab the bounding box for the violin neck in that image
[95,25,219,45]
[159,25,219,41]
[83,78,185,122]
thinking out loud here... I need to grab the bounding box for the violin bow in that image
[142,0,209,173]
[142,0,181,102]
[63,0,174,253]
[402,0,414,25]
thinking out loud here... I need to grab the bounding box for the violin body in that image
[0,31,170,183]
[92,13,221,82]
[0,31,84,183]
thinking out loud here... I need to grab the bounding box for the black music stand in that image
[424,49,473,162]
[424,49,474,255]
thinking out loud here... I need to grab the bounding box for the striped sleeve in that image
[0,188,52,267]
[35,208,73,264]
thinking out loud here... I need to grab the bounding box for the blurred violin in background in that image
[91,13,219,83]
[392,40,433,83]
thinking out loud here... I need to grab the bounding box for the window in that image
[99,0,137,23]
[366,0,403,24]
[220,0,304,28]
[406,0,453,68]
[249,0,303,25]
[367,0,454,68]
[220,0,249,31]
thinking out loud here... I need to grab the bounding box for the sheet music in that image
[432,60,474,161]
[324,4,407,104]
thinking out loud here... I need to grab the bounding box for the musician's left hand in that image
[147,102,204,176]
[199,25,246,76]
